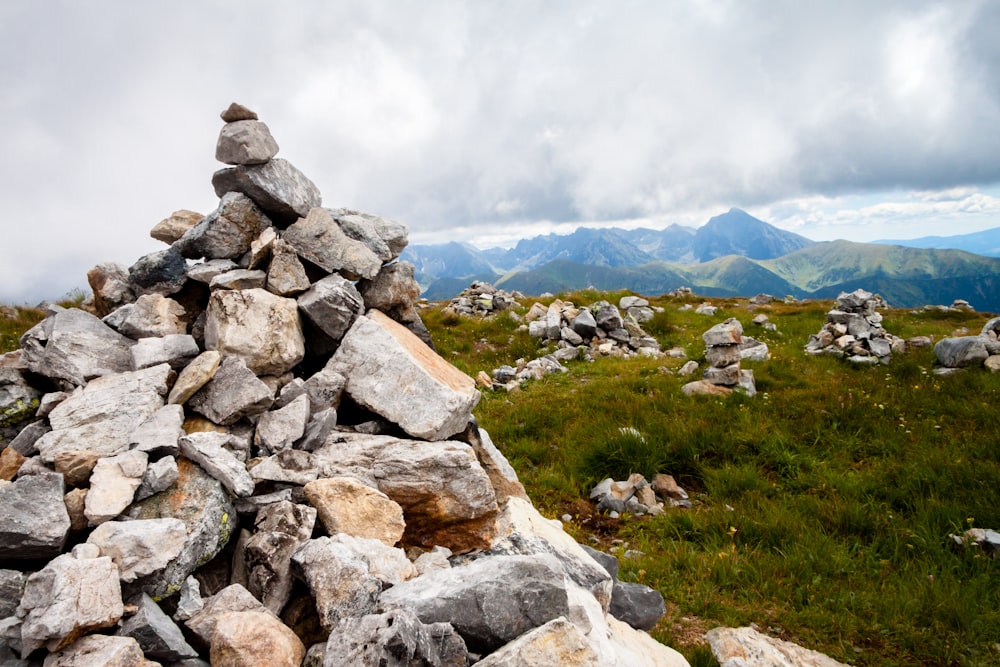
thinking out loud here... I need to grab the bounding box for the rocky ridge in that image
[0,104,689,666]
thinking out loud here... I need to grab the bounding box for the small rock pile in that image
[442,281,520,316]
[682,318,757,397]
[590,472,691,518]
[0,104,690,666]
[525,296,662,361]
[478,355,568,393]
[933,316,1000,374]
[804,289,903,364]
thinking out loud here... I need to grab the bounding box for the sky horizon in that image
[2,1,999,303]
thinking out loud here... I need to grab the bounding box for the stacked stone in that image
[804,289,904,364]
[589,472,691,517]
[0,104,689,666]
[681,318,756,397]
[525,296,662,361]
[443,281,520,316]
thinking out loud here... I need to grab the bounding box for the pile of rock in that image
[682,318,757,397]
[933,316,1000,374]
[590,472,691,518]
[0,105,689,666]
[478,355,568,393]
[525,296,662,361]
[442,281,520,316]
[804,289,903,364]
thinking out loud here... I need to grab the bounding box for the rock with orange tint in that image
[303,476,405,546]
[209,610,305,667]
[313,432,498,553]
[328,310,480,441]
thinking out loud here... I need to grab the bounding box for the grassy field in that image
[4,292,1000,665]
[424,292,1000,666]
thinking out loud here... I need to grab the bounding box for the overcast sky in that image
[2,1,999,302]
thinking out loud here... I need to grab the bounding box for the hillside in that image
[876,226,1000,257]
[420,290,1000,666]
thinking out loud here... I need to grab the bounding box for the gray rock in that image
[297,275,365,343]
[610,580,666,631]
[706,625,851,667]
[283,208,382,280]
[118,294,187,339]
[544,302,563,340]
[464,426,529,504]
[249,449,319,486]
[205,288,305,376]
[128,247,188,297]
[296,407,339,452]
[581,545,619,581]
[0,570,26,619]
[330,209,409,262]
[216,120,279,165]
[244,500,317,614]
[951,528,1000,556]
[486,497,613,610]
[84,449,148,526]
[187,356,274,426]
[86,262,136,317]
[705,344,741,368]
[135,455,179,500]
[571,309,598,339]
[129,404,185,456]
[19,307,135,386]
[16,551,123,655]
[474,616,599,667]
[291,537,381,633]
[173,576,204,622]
[150,209,203,245]
[703,318,743,346]
[378,554,571,654]
[328,311,480,441]
[702,363,741,386]
[209,269,267,291]
[313,431,498,553]
[126,459,236,600]
[837,288,875,311]
[212,158,322,226]
[266,238,311,296]
[35,364,170,462]
[678,360,699,376]
[186,259,239,285]
[561,326,584,346]
[255,394,310,453]
[356,261,420,313]
[302,367,347,414]
[594,302,623,331]
[934,336,989,368]
[179,432,255,498]
[118,592,199,661]
[323,608,468,667]
[0,473,70,559]
[739,337,770,362]
[130,334,199,371]
[86,518,187,582]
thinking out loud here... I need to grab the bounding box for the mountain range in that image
[402,208,1000,312]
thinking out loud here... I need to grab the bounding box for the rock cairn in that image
[804,289,903,364]
[443,282,520,317]
[525,296,662,361]
[0,104,690,666]
[682,318,757,397]
[589,471,691,518]
[933,316,1000,374]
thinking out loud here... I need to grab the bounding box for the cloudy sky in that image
[2,1,999,302]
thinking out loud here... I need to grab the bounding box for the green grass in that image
[428,291,1000,666]
[0,305,46,354]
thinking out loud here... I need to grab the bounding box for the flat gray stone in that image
[283,208,382,280]
[212,158,321,225]
[84,449,149,526]
[255,394,310,453]
[329,209,409,263]
[118,294,187,339]
[130,334,199,371]
[187,355,274,426]
[35,364,170,462]
[87,517,187,582]
[128,247,188,297]
[179,432,255,498]
[118,592,199,661]
[935,336,989,368]
[19,307,135,386]
[323,608,468,667]
[0,472,70,559]
[297,275,365,343]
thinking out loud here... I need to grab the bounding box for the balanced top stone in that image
[220,102,258,122]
